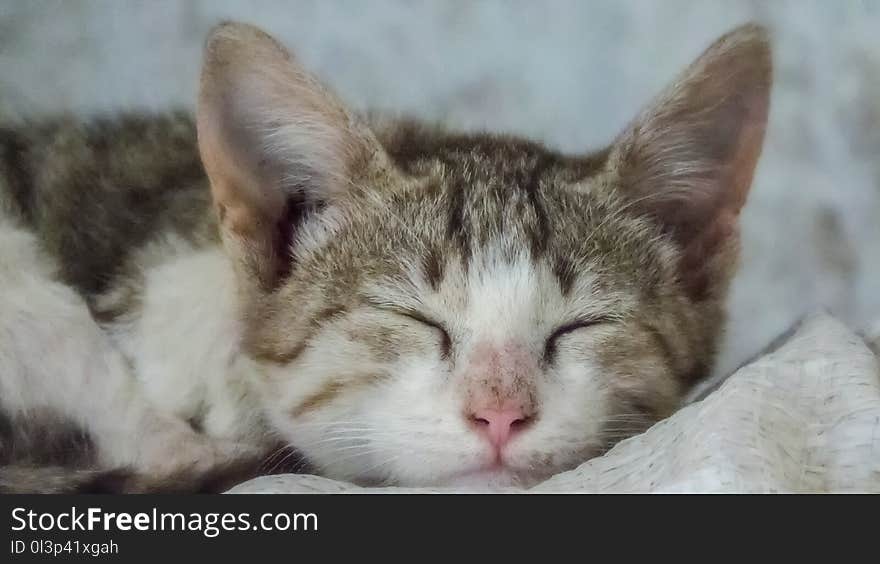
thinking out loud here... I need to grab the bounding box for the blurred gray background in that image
[1,0,879,377]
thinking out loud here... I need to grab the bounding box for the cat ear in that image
[608,24,772,297]
[197,22,384,292]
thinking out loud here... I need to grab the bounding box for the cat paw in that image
[103,415,263,481]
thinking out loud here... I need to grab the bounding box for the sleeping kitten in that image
[0,21,771,491]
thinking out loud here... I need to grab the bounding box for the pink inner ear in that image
[722,111,769,214]
[678,210,740,299]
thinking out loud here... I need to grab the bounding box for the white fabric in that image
[229,313,880,493]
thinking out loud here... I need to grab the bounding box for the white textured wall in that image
[2,0,879,375]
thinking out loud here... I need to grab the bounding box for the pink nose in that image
[470,407,532,449]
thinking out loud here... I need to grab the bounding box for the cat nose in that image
[469,407,534,449]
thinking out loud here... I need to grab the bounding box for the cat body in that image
[0,22,771,491]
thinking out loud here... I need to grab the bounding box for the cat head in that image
[197,22,771,486]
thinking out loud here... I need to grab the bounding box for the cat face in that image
[249,143,699,486]
[197,23,771,486]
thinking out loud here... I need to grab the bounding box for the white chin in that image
[439,469,529,491]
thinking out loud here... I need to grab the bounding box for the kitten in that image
[0,21,771,491]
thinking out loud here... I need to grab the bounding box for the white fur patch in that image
[0,220,253,475]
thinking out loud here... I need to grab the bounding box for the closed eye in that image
[544,318,608,362]
[399,311,452,359]
[367,301,452,359]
